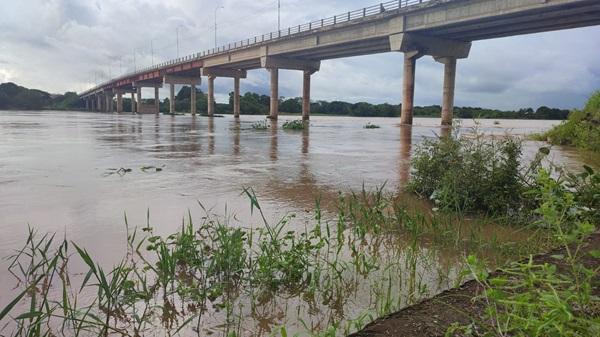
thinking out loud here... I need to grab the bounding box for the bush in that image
[539,91,600,152]
[251,119,269,130]
[462,169,599,336]
[282,119,305,130]
[407,131,527,215]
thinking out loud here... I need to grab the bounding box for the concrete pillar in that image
[269,68,279,120]
[401,52,421,125]
[108,95,114,112]
[191,84,197,116]
[169,83,175,114]
[207,75,215,116]
[96,95,102,112]
[85,99,90,111]
[302,71,311,120]
[233,77,240,118]
[154,87,160,114]
[116,93,123,113]
[439,57,457,126]
[136,87,142,114]
[130,93,135,113]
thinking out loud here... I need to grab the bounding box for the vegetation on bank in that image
[0,82,84,111]
[534,91,600,153]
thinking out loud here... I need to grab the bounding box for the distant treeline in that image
[0,82,84,110]
[1,82,570,120]
[167,87,570,120]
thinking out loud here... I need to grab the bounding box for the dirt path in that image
[350,232,600,337]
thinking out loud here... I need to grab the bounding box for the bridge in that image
[79,0,600,125]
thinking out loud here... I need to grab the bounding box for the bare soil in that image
[350,232,600,337]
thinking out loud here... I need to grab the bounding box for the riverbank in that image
[351,231,600,337]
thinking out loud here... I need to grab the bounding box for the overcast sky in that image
[1,0,599,110]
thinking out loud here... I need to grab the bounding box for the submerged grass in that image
[0,185,551,336]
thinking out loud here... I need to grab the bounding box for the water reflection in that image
[270,122,278,161]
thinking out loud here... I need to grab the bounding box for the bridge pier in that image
[136,87,142,114]
[130,93,135,113]
[96,95,102,112]
[302,71,312,120]
[207,75,215,116]
[390,33,470,126]
[169,83,175,114]
[269,69,279,120]
[116,92,123,113]
[401,52,422,125]
[190,84,197,116]
[154,87,160,115]
[234,77,240,118]
[202,68,246,118]
[261,56,320,120]
[435,57,457,126]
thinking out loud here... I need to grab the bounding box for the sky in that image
[0,0,599,110]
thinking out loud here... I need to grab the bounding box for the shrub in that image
[462,169,599,336]
[282,119,305,130]
[251,119,269,130]
[539,91,600,152]
[407,131,526,215]
[364,122,381,129]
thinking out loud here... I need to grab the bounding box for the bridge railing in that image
[84,0,430,95]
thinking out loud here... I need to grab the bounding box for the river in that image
[0,110,589,334]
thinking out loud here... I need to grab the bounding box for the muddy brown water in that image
[0,110,590,335]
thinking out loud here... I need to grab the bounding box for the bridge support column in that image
[260,56,320,121]
[202,68,245,118]
[136,88,142,114]
[401,52,422,125]
[130,93,135,113]
[96,95,102,112]
[169,83,175,114]
[435,57,457,126]
[233,77,240,118]
[302,70,314,120]
[154,87,160,114]
[191,84,197,116]
[207,75,215,116]
[116,93,123,113]
[85,99,90,111]
[108,95,114,112]
[269,68,279,120]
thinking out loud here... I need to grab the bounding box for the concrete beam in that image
[133,81,163,89]
[163,75,202,86]
[389,33,471,58]
[202,68,247,79]
[261,56,320,72]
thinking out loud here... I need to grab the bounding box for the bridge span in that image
[79,0,600,125]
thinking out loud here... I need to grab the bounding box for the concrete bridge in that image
[79,0,600,125]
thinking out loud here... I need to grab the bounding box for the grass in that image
[1,185,558,336]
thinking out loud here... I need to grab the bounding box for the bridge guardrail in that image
[83,0,429,96]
